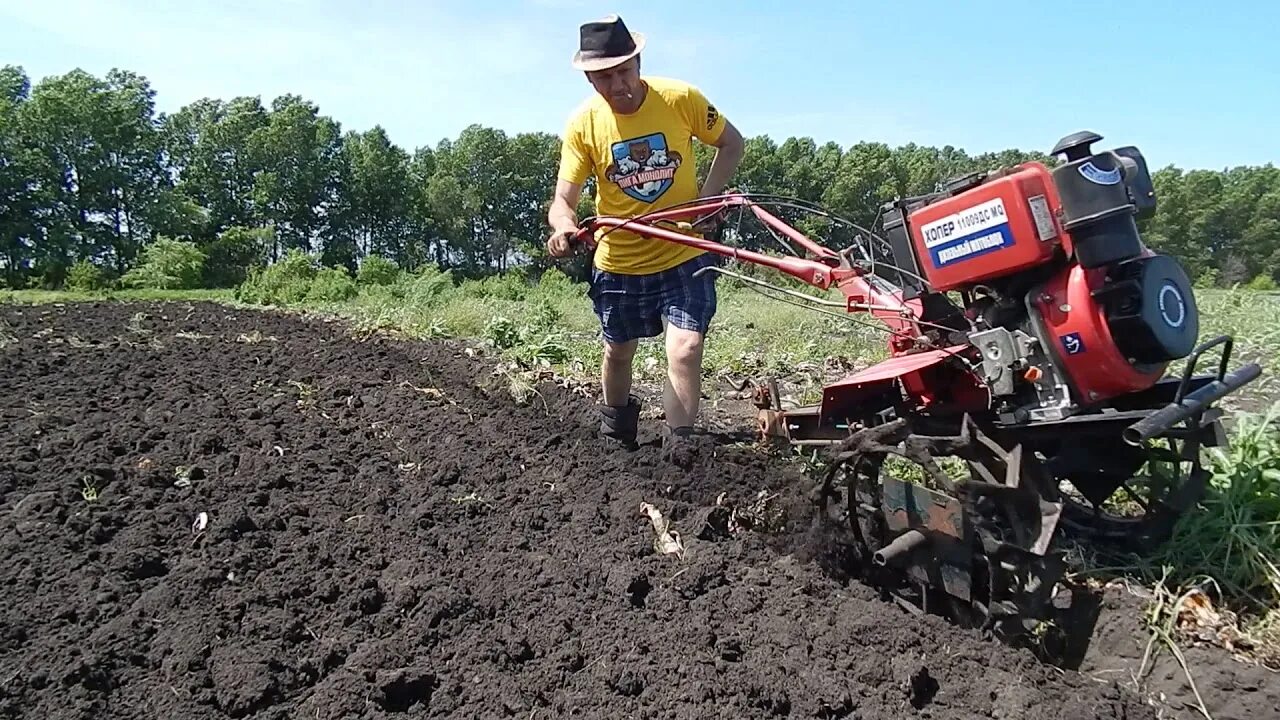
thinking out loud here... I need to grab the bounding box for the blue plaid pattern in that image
[588,252,720,345]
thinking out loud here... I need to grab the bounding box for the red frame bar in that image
[747,204,841,263]
[595,195,840,264]
[587,216,838,289]
[573,193,925,344]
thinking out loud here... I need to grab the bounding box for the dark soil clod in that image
[626,575,652,608]
[907,665,939,709]
[377,669,437,713]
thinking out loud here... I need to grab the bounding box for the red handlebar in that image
[566,195,843,290]
[554,193,926,342]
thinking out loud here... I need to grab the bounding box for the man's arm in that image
[699,120,744,199]
[546,178,583,257]
[547,111,591,258]
[683,86,744,199]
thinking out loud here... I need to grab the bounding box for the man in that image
[546,14,744,460]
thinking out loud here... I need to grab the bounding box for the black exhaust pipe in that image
[873,529,927,567]
[1123,362,1262,445]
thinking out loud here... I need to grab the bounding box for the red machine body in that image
[895,160,1164,406]
[907,163,1069,292]
[1035,259,1166,402]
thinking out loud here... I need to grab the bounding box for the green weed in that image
[1152,403,1280,614]
[121,237,207,290]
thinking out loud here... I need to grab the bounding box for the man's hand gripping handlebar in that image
[545,225,596,258]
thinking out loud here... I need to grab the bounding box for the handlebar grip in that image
[570,226,596,250]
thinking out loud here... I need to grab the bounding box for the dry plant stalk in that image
[640,502,685,560]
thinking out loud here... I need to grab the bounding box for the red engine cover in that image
[909,163,1065,291]
[1034,261,1166,404]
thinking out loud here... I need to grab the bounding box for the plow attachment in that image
[814,415,1069,639]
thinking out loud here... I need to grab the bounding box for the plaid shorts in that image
[588,252,720,345]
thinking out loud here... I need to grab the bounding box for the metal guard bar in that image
[1122,334,1263,446]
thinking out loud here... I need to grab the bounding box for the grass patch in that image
[1183,289,1280,414]
[1146,404,1280,632]
[200,256,871,396]
[5,264,1275,409]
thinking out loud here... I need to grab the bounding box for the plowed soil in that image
[0,301,1272,719]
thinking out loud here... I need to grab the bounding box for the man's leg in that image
[660,253,718,436]
[602,338,638,407]
[591,266,661,446]
[662,319,704,430]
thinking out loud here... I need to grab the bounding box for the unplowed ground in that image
[0,301,1272,719]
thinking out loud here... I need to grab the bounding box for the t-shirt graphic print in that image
[605,133,683,203]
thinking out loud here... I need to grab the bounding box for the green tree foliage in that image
[65,259,106,291]
[0,65,40,288]
[120,237,206,289]
[8,66,174,285]
[335,126,412,264]
[356,255,400,286]
[202,225,271,288]
[161,96,267,239]
[249,95,344,261]
[2,63,1278,291]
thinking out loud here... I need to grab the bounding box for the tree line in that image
[2,64,1277,291]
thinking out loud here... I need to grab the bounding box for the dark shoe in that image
[660,425,697,468]
[599,395,641,447]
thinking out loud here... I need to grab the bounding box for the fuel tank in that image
[908,163,1065,292]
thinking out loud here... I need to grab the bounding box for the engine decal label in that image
[1060,332,1085,355]
[1027,195,1057,242]
[930,228,1014,267]
[920,197,1014,267]
[920,198,1009,249]
[1079,161,1122,185]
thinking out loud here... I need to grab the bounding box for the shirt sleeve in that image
[557,113,592,185]
[683,84,728,145]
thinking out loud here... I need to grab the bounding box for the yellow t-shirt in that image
[557,76,728,275]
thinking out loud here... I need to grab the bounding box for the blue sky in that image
[2,0,1276,170]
